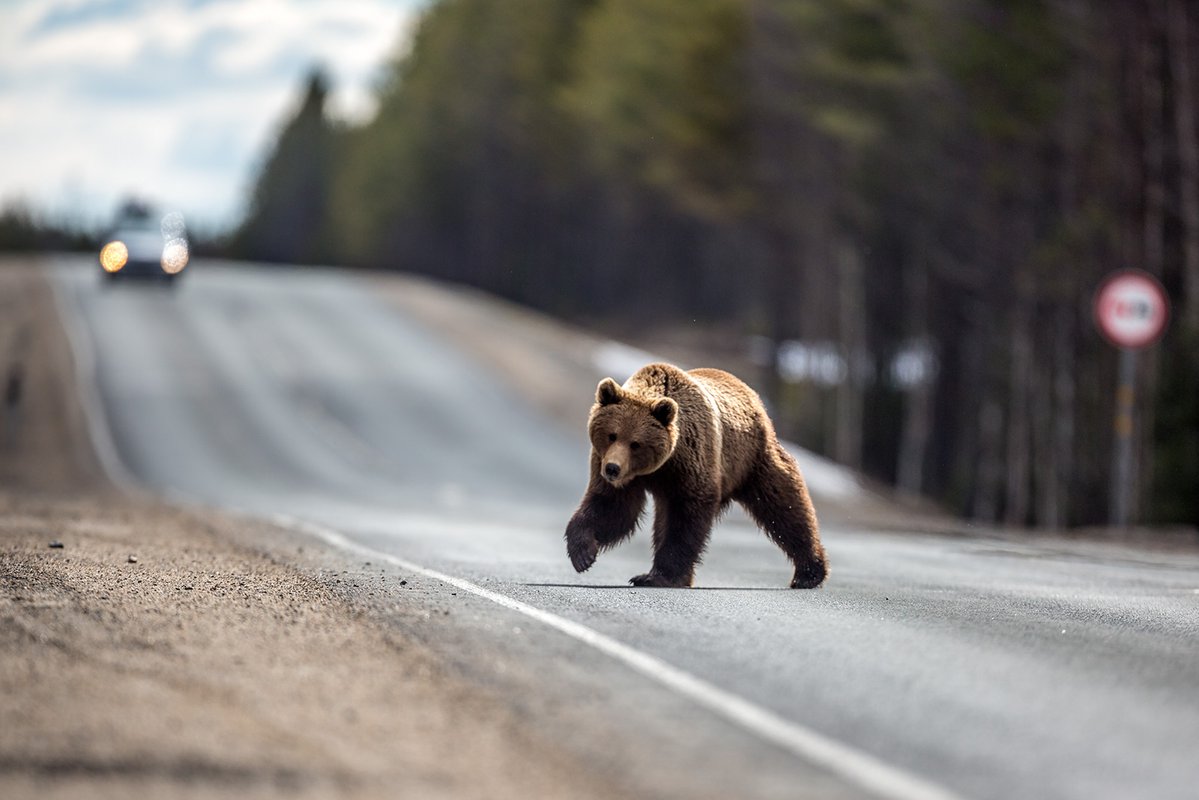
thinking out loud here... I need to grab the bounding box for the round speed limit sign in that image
[1094,270,1170,350]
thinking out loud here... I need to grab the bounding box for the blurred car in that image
[99,206,189,284]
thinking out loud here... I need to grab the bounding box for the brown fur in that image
[565,363,827,588]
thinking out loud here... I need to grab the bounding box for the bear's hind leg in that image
[733,445,827,588]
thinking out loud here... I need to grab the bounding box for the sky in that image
[0,0,424,233]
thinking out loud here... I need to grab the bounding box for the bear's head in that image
[587,377,679,488]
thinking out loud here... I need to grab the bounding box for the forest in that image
[231,0,1199,530]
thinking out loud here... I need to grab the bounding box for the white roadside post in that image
[1093,270,1170,528]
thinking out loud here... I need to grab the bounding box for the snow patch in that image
[591,340,866,502]
[592,341,660,383]
[782,442,864,501]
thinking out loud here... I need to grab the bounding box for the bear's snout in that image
[603,462,622,481]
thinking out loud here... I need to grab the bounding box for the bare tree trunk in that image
[1031,302,1074,530]
[1041,8,1085,529]
[1032,309,1054,528]
[1129,0,1168,524]
[1050,304,1076,527]
[1168,0,1199,334]
[747,0,802,411]
[761,227,793,408]
[1004,297,1033,526]
[834,242,864,470]
[897,237,932,495]
[974,391,1005,523]
[1142,2,1166,283]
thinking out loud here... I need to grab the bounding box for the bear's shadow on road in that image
[523,582,790,591]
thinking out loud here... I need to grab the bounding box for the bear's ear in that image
[650,397,678,427]
[596,378,623,406]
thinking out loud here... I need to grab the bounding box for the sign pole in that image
[1094,269,1170,529]
[1110,347,1137,528]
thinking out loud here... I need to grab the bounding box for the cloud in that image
[0,0,421,230]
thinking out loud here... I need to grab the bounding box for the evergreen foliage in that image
[234,0,1199,530]
[234,68,337,265]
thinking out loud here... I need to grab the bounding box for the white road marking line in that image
[272,512,964,800]
[48,266,140,493]
[53,263,961,800]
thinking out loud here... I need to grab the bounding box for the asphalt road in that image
[52,257,1199,800]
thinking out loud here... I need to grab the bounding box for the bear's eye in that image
[629,441,641,451]
[608,433,617,443]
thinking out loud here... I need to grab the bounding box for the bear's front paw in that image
[566,531,599,573]
[629,570,690,588]
[790,561,827,589]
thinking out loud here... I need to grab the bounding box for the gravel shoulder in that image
[0,259,621,800]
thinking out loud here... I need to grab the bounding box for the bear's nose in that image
[603,462,621,480]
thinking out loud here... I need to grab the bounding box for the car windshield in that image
[111,227,163,258]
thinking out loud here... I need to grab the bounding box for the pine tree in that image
[235,68,336,265]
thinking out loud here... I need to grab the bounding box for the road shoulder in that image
[0,259,621,800]
[1,492,625,800]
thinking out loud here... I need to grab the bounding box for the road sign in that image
[1093,270,1170,528]
[1094,270,1170,350]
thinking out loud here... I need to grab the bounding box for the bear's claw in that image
[629,571,690,588]
[790,560,827,589]
[567,535,598,573]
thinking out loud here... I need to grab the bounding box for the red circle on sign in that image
[1094,270,1170,349]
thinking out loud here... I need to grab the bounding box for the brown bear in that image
[564,362,827,588]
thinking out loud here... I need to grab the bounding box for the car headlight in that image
[100,241,128,273]
[161,238,189,274]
